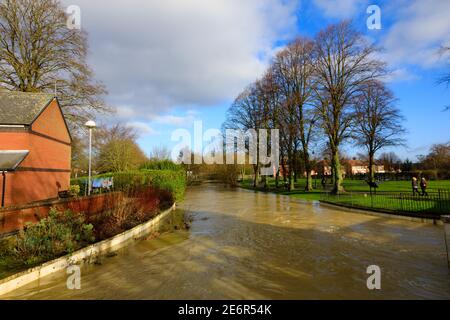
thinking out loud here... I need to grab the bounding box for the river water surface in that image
[2,185,450,299]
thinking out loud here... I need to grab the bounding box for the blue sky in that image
[72,0,450,161]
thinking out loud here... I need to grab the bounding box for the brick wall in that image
[0,100,71,206]
[0,193,124,236]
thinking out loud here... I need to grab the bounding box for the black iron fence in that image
[321,189,450,217]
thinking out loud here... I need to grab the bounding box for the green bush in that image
[8,208,95,266]
[419,170,439,180]
[71,169,186,201]
[99,170,186,201]
[70,184,80,197]
[140,159,183,171]
[70,177,88,196]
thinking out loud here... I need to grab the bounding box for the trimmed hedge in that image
[140,159,183,171]
[71,169,186,202]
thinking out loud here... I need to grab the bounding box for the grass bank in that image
[240,178,450,217]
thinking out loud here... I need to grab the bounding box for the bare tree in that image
[420,142,450,171]
[71,134,88,177]
[354,81,406,182]
[95,123,147,173]
[150,145,171,160]
[224,84,265,187]
[272,38,317,191]
[254,72,280,189]
[313,21,386,193]
[378,152,401,172]
[0,0,107,127]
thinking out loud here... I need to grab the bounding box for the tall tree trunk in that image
[281,161,287,183]
[262,175,268,189]
[331,146,344,194]
[289,152,295,191]
[304,151,313,191]
[289,171,295,191]
[253,164,260,188]
[368,151,375,183]
[275,170,280,188]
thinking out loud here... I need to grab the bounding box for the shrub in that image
[70,177,88,196]
[419,170,439,181]
[140,159,183,171]
[89,187,170,240]
[97,170,186,201]
[9,208,95,266]
[437,169,450,180]
[70,184,80,197]
[70,169,186,202]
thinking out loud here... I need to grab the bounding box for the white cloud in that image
[65,0,299,121]
[382,0,450,68]
[313,0,367,19]
[125,121,158,136]
[152,115,195,126]
[382,68,420,83]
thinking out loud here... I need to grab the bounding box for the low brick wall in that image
[0,193,124,236]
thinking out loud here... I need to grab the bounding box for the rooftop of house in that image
[0,90,55,125]
[347,160,384,167]
[347,160,366,167]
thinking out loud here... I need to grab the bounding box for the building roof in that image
[0,91,55,125]
[347,160,366,167]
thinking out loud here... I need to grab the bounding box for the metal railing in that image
[321,189,450,217]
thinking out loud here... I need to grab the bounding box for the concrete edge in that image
[0,203,177,296]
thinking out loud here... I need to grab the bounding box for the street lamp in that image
[85,120,96,196]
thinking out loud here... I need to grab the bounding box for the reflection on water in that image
[2,185,450,300]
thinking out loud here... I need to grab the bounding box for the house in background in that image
[278,159,387,179]
[347,160,385,176]
[0,91,72,207]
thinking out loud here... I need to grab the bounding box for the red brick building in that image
[0,91,72,207]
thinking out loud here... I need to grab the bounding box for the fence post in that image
[442,216,450,271]
[400,194,404,212]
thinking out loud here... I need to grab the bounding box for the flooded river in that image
[2,185,450,299]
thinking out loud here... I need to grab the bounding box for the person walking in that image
[412,177,419,196]
[420,177,428,196]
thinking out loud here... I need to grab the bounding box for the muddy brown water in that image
[2,185,450,300]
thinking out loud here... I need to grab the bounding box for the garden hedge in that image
[71,169,186,202]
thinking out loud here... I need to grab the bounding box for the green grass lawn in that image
[240,178,450,215]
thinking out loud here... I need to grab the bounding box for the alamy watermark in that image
[366,265,381,290]
[66,5,81,30]
[171,121,279,176]
[66,265,81,290]
[367,5,382,30]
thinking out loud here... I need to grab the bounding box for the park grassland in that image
[241,178,450,216]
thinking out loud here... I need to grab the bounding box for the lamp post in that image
[85,120,96,196]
